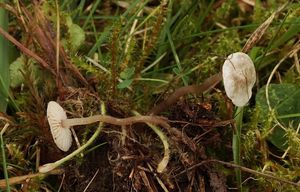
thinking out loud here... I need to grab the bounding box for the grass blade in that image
[0,3,9,112]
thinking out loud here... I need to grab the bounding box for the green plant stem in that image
[0,0,9,112]
[132,111,170,173]
[82,0,102,29]
[1,124,10,192]
[278,113,300,119]
[39,102,106,173]
[233,106,244,191]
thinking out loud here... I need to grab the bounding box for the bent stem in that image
[132,111,170,173]
[62,114,169,129]
[39,102,106,173]
[233,106,243,190]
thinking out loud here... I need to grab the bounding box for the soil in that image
[53,99,233,192]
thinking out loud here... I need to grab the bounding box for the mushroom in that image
[47,101,170,151]
[149,52,256,114]
[47,101,72,152]
[222,52,256,107]
[222,52,256,188]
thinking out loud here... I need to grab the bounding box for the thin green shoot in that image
[233,106,244,190]
[83,142,107,155]
[88,25,112,56]
[91,18,102,59]
[0,2,9,112]
[278,113,300,119]
[135,6,160,32]
[82,0,102,29]
[165,0,187,86]
[134,78,169,84]
[166,28,188,85]
[195,0,215,31]
[118,0,149,35]
[141,52,166,74]
[73,0,86,18]
[132,111,170,173]
[79,15,120,20]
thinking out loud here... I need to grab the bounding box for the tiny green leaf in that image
[10,56,25,88]
[68,23,85,51]
[117,79,133,89]
[120,67,135,80]
[172,67,180,75]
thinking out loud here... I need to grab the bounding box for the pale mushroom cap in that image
[222,52,256,107]
[47,101,72,151]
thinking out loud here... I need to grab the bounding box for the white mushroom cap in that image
[47,101,72,151]
[222,52,256,107]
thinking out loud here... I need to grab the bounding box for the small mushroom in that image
[47,101,73,152]
[222,52,256,107]
[47,101,170,152]
[43,101,171,173]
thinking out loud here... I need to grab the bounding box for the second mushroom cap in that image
[222,52,256,107]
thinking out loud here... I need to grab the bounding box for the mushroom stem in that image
[133,111,170,173]
[233,106,244,190]
[149,72,222,115]
[62,115,169,128]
